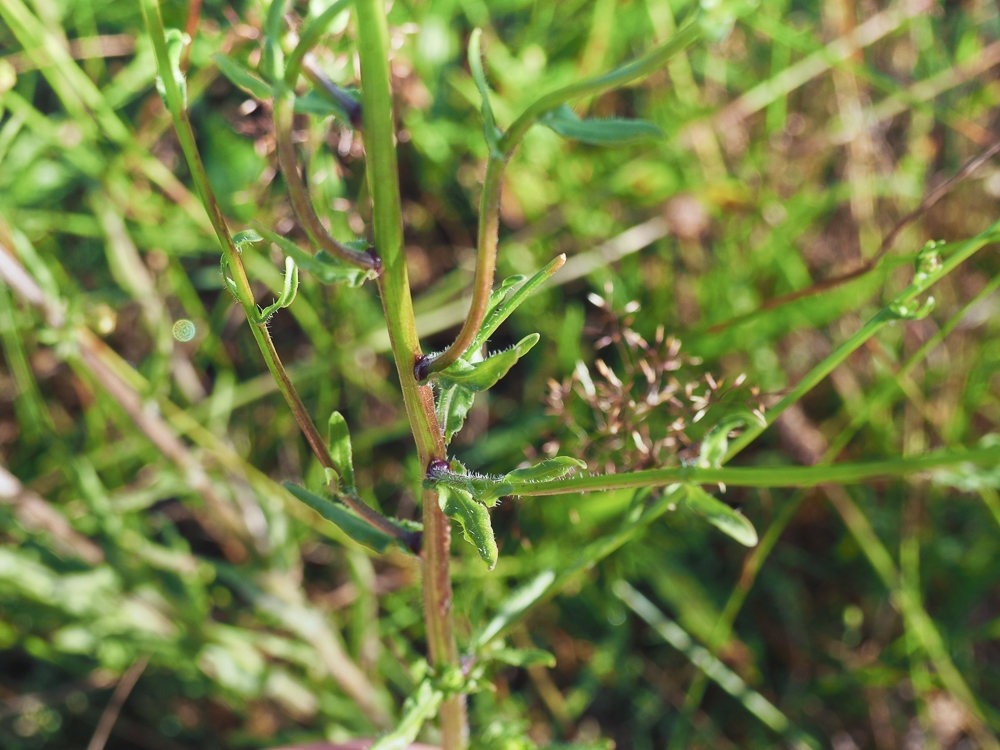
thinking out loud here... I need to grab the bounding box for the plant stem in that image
[273,89,379,270]
[425,156,504,373]
[352,1,466,746]
[426,19,702,375]
[511,442,1000,496]
[726,218,1000,459]
[142,0,407,545]
[283,0,353,87]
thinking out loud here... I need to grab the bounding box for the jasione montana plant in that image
[138,0,1000,746]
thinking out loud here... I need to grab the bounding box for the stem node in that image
[414,354,431,382]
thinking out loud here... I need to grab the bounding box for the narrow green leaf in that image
[475,570,556,649]
[155,28,189,107]
[615,580,819,749]
[505,457,587,483]
[470,255,565,354]
[254,224,373,286]
[437,333,540,392]
[684,484,757,547]
[485,648,556,668]
[277,255,298,305]
[436,381,476,446]
[283,482,394,552]
[439,486,498,569]
[487,274,526,313]
[285,0,353,84]
[327,411,355,491]
[213,54,272,100]
[262,0,286,81]
[219,257,240,300]
[259,255,299,321]
[540,104,662,145]
[697,416,746,469]
[293,89,352,120]
[232,229,263,249]
[468,28,502,154]
[369,680,443,750]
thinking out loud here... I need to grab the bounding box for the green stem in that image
[142,0,406,545]
[273,89,378,270]
[425,19,702,376]
[727,219,1000,459]
[283,0,353,87]
[352,1,465,746]
[825,269,1000,460]
[498,19,701,157]
[425,156,504,373]
[511,442,1000,496]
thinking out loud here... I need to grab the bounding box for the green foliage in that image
[2,0,1000,747]
[369,681,444,750]
[213,54,272,100]
[467,28,501,155]
[254,224,375,287]
[540,105,663,146]
[439,483,499,569]
[155,28,189,106]
[434,333,539,444]
[283,483,396,553]
[682,484,758,547]
[326,410,356,492]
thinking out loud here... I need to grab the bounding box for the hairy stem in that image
[511,442,1000,496]
[425,157,504,373]
[352,0,466,745]
[426,19,702,375]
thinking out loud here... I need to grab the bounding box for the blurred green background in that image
[2,0,1000,747]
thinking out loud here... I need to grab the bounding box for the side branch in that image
[424,19,702,376]
[273,90,380,271]
[512,443,1000,497]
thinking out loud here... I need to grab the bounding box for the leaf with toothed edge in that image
[469,255,565,355]
[426,457,586,506]
[439,485,498,569]
[434,334,538,445]
[505,457,587,483]
[436,381,477,446]
[425,461,511,508]
[434,257,562,444]
[437,333,540,392]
